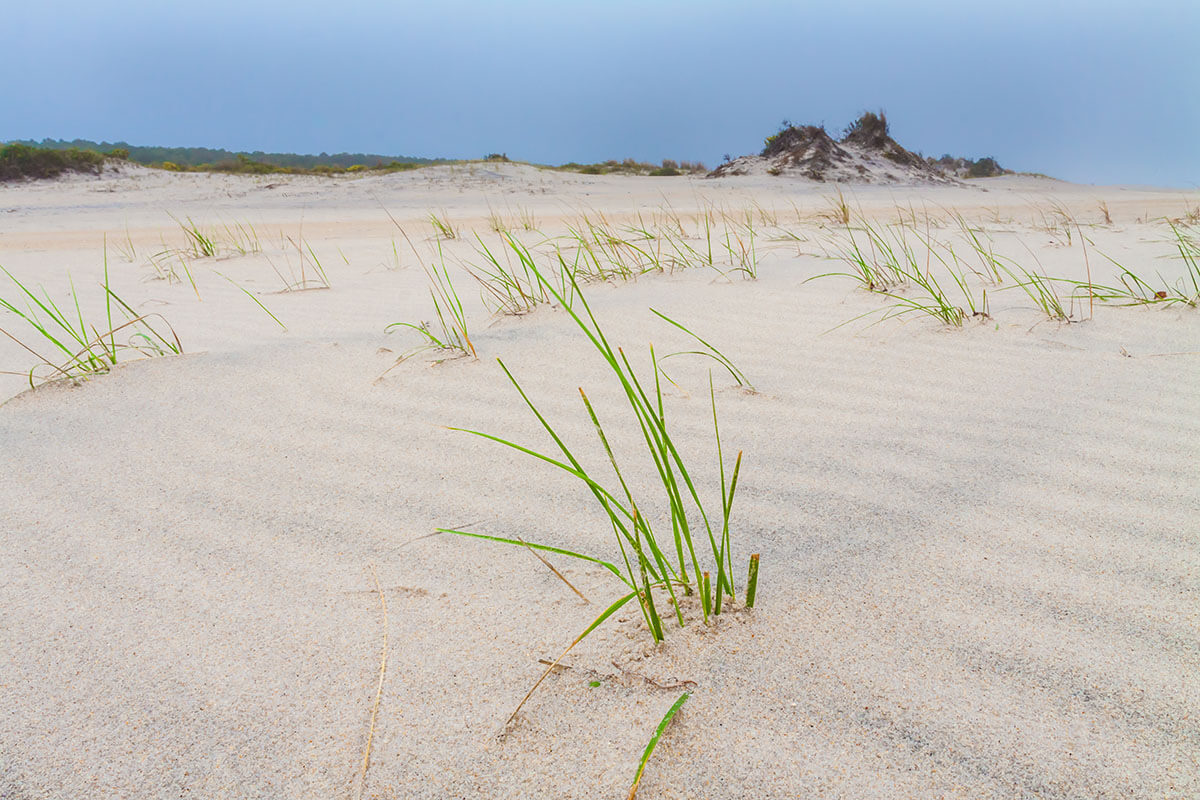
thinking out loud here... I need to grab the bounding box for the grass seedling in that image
[487,207,507,234]
[952,212,1004,284]
[267,234,331,292]
[1167,220,1200,304]
[1076,231,1200,307]
[1,252,182,388]
[627,692,690,800]
[745,553,760,608]
[811,218,905,292]
[386,239,403,271]
[1032,202,1073,246]
[434,253,754,725]
[113,224,137,262]
[650,308,754,391]
[721,216,758,280]
[219,219,262,255]
[912,229,990,321]
[815,219,990,328]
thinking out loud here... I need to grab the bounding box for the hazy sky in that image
[4,0,1196,186]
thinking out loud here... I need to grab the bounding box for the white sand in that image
[1,164,1197,799]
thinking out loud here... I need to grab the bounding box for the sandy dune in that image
[1,164,1197,799]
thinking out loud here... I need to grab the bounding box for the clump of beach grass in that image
[0,250,182,388]
[1074,224,1200,308]
[439,258,754,636]
[267,232,332,292]
[172,215,219,259]
[468,233,579,316]
[812,213,995,328]
[384,240,476,366]
[823,187,851,225]
[434,257,756,729]
[429,212,457,240]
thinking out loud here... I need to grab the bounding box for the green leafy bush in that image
[0,143,106,181]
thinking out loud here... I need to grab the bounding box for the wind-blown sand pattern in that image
[1,164,1197,799]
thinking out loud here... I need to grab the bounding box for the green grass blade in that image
[214,271,287,330]
[627,692,690,800]
[745,553,760,608]
[436,527,628,585]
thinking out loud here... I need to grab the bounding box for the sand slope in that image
[1,165,1198,799]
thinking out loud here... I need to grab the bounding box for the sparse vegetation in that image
[555,158,706,176]
[652,308,755,391]
[10,138,443,174]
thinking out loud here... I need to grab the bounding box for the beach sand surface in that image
[1,164,1197,799]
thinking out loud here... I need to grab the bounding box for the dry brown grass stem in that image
[517,535,590,603]
[353,564,389,800]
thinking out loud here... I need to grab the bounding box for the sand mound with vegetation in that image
[712,112,1007,184]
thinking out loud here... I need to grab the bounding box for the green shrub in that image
[966,157,1003,178]
[0,143,106,181]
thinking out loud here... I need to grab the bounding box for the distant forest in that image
[11,138,447,170]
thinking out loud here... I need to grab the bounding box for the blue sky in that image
[4,0,1196,186]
